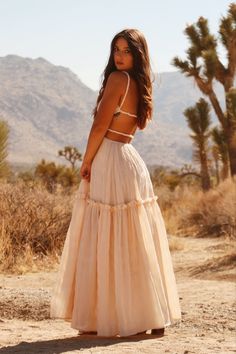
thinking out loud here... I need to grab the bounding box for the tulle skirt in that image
[50,137,181,337]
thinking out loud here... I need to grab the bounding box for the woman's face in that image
[113,37,133,71]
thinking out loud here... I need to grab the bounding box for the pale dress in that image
[50,70,182,337]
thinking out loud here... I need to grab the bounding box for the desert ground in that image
[0,235,235,354]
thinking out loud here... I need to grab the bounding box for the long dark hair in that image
[92,28,154,129]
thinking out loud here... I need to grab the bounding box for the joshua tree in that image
[58,146,82,170]
[184,98,212,191]
[211,126,230,180]
[211,145,220,185]
[172,3,236,176]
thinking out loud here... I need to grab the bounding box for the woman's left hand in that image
[80,161,92,182]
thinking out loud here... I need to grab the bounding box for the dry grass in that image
[0,177,235,274]
[155,178,236,239]
[187,246,236,282]
[0,181,74,273]
[189,251,236,276]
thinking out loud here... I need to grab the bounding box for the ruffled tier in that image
[50,181,181,337]
[79,191,158,211]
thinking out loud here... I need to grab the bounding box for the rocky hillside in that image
[0,55,224,168]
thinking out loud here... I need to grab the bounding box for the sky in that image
[0,0,233,90]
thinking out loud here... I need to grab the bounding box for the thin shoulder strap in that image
[119,71,130,108]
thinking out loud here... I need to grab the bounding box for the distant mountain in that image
[0,55,96,166]
[0,55,224,168]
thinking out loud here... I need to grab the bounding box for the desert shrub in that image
[182,178,235,238]
[0,181,74,272]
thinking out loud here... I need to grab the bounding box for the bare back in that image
[104,70,139,143]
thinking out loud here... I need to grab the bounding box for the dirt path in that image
[0,236,235,354]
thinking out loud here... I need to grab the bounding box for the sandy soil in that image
[0,236,235,354]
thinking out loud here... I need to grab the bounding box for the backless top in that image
[97,70,137,139]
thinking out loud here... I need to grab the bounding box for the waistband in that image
[103,137,132,145]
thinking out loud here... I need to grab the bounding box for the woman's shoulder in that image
[106,70,128,86]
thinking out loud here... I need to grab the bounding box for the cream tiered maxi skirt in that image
[50,137,181,337]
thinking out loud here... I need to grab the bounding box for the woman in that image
[50,28,181,337]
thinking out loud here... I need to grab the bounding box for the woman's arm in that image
[80,71,124,181]
[83,71,124,163]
